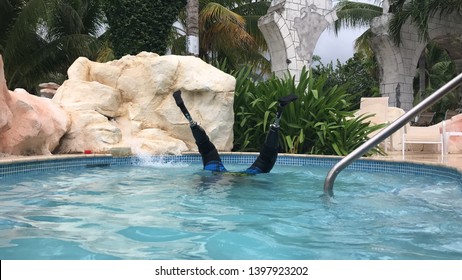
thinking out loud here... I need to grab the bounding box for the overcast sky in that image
[313,0,378,64]
[313,26,368,64]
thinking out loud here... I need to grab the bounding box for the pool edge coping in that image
[1,152,460,174]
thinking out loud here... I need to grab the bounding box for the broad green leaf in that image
[311,89,319,99]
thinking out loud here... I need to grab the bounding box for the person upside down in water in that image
[173,90,297,175]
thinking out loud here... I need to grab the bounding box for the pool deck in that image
[371,151,462,171]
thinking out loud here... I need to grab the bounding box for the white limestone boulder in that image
[53,52,236,155]
[56,110,122,153]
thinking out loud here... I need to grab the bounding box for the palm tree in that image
[333,1,384,97]
[389,0,462,45]
[172,0,270,73]
[415,42,456,103]
[1,0,105,92]
[335,0,462,46]
[186,0,199,56]
[417,43,458,121]
[0,0,24,52]
[333,0,384,75]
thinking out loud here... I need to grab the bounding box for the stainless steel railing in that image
[323,72,462,197]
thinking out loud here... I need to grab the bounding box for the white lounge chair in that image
[444,109,459,120]
[412,111,435,126]
[402,121,445,157]
[356,97,390,152]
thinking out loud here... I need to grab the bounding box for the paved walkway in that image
[372,151,462,170]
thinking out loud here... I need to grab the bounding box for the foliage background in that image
[232,67,385,156]
[1,0,106,92]
[103,0,187,57]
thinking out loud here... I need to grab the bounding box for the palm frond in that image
[0,0,25,50]
[199,2,256,58]
[353,28,373,55]
[334,0,383,35]
[2,0,105,91]
[201,21,254,49]
[232,1,270,52]
[200,2,246,29]
[389,0,461,46]
[232,1,270,17]
[428,0,462,17]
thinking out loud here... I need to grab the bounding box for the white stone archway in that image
[370,3,462,111]
[259,0,462,112]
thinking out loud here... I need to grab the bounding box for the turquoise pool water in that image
[0,158,461,260]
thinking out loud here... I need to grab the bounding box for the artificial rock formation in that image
[0,55,70,155]
[39,82,60,98]
[444,114,462,154]
[52,52,236,155]
[0,53,235,156]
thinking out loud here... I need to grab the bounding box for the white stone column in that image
[258,0,336,82]
[370,14,426,111]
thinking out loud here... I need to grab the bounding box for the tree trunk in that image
[418,52,426,103]
[186,0,199,56]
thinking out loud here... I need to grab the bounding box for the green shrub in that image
[232,67,384,156]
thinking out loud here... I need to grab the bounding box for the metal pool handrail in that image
[323,72,462,197]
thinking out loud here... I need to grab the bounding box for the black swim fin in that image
[173,90,185,106]
[173,90,195,125]
[278,94,298,108]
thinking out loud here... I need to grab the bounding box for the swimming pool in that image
[0,154,461,259]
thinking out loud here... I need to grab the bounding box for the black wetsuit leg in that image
[191,124,227,172]
[245,125,279,174]
[244,93,297,174]
[173,90,226,172]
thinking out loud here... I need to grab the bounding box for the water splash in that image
[132,153,189,168]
